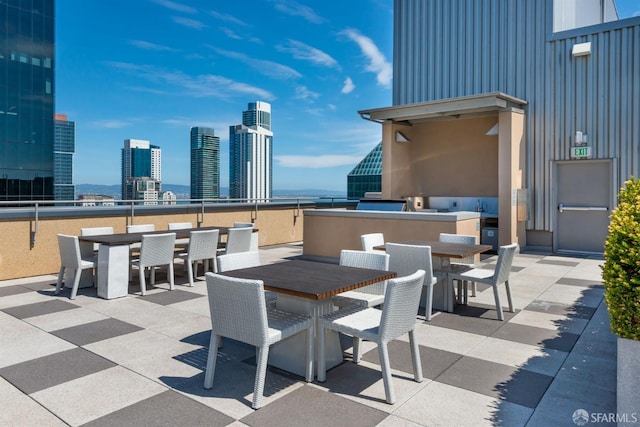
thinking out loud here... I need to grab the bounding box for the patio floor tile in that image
[490,322,580,353]
[524,299,596,320]
[0,347,115,394]
[427,302,518,336]
[0,377,67,427]
[50,317,143,346]
[0,285,32,298]
[137,289,204,306]
[1,298,78,319]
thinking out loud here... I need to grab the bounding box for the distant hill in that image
[75,184,346,199]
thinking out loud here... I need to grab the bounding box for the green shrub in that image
[602,177,640,340]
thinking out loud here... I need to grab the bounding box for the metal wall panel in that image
[393,0,640,232]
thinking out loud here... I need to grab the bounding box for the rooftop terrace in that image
[0,243,615,426]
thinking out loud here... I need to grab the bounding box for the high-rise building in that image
[0,0,55,201]
[121,139,161,202]
[53,114,76,200]
[347,142,382,200]
[229,101,273,200]
[190,127,220,199]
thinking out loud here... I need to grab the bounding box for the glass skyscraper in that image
[347,142,382,199]
[190,126,220,199]
[0,0,55,201]
[229,101,273,200]
[121,139,161,201]
[53,114,75,200]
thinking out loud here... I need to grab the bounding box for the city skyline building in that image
[229,101,273,200]
[53,114,75,200]
[121,139,161,202]
[347,142,382,200]
[0,0,55,201]
[190,126,220,199]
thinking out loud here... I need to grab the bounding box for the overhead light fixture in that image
[572,42,591,57]
[485,123,499,136]
[395,131,410,143]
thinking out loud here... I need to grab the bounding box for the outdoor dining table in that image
[78,226,239,299]
[220,259,396,378]
[374,240,492,312]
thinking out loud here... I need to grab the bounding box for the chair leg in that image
[252,345,269,409]
[187,261,194,287]
[424,283,434,321]
[69,269,82,300]
[55,266,65,294]
[204,334,220,389]
[470,281,477,297]
[150,267,156,285]
[168,263,175,291]
[353,337,362,363]
[505,280,514,312]
[139,267,147,296]
[304,325,314,383]
[378,341,395,404]
[408,330,423,382]
[317,326,327,382]
[492,284,504,321]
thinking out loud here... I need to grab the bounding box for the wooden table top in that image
[375,240,492,258]
[77,225,246,246]
[219,259,396,300]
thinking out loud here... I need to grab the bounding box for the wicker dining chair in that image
[318,269,426,404]
[204,273,313,409]
[361,232,385,252]
[55,234,97,300]
[233,222,259,251]
[130,232,176,296]
[439,233,479,304]
[177,229,219,286]
[447,243,517,320]
[216,251,276,305]
[332,250,390,308]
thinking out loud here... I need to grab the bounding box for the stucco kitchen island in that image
[302,209,481,260]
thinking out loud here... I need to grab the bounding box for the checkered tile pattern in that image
[0,244,615,426]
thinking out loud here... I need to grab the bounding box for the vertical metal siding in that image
[393,0,640,232]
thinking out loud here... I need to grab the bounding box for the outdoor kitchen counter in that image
[302,209,481,260]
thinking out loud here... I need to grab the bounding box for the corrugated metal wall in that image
[393,0,640,232]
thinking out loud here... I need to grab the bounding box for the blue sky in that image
[55,0,640,192]
[56,0,394,192]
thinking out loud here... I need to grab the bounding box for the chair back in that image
[205,273,269,346]
[439,233,478,265]
[127,224,155,233]
[340,250,390,296]
[361,233,385,252]
[168,222,192,230]
[492,243,518,285]
[379,270,426,341]
[57,234,82,269]
[81,227,114,236]
[187,229,219,261]
[233,222,254,228]
[225,227,253,254]
[386,243,434,280]
[139,233,176,267]
[217,251,261,272]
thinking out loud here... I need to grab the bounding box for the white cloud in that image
[275,154,364,168]
[173,16,207,30]
[340,28,392,87]
[209,10,249,26]
[221,27,243,40]
[341,77,355,94]
[295,85,320,100]
[106,62,275,100]
[89,120,131,129]
[213,48,301,79]
[277,39,339,69]
[272,0,324,24]
[153,0,197,14]
[128,40,177,52]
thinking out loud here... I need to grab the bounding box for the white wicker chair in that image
[168,222,193,251]
[447,243,517,320]
[130,232,176,296]
[223,226,253,254]
[234,222,258,251]
[439,233,479,303]
[80,226,114,253]
[55,234,97,299]
[216,251,276,305]
[177,229,220,286]
[127,224,155,233]
[317,269,426,404]
[386,243,440,321]
[361,233,385,252]
[204,273,314,409]
[333,250,390,308]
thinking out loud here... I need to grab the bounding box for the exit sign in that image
[571,146,591,158]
